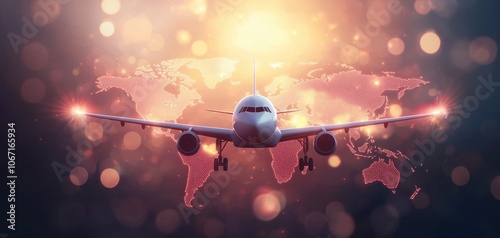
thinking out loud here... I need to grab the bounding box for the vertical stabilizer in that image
[253,60,256,95]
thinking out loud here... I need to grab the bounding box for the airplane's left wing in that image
[80,112,233,141]
[280,111,445,142]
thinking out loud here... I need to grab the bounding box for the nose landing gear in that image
[213,138,229,171]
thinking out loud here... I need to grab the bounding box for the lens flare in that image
[99,21,115,37]
[420,31,441,54]
[101,168,120,188]
[253,192,283,221]
[71,106,86,115]
[101,0,121,15]
[431,107,447,116]
[202,143,217,155]
[328,155,342,168]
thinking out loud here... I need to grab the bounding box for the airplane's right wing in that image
[280,111,445,142]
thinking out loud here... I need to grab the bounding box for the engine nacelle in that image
[177,131,200,156]
[313,131,338,156]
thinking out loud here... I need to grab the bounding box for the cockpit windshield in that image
[239,106,271,113]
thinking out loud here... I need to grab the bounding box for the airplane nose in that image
[234,120,274,144]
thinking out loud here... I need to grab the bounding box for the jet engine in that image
[313,131,338,156]
[177,131,200,156]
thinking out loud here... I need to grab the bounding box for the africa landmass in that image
[95,58,427,206]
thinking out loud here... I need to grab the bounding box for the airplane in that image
[73,62,446,171]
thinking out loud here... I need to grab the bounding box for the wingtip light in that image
[432,107,448,117]
[72,107,86,115]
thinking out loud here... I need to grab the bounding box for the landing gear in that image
[299,156,314,171]
[214,139,229,171]
[214,156,228,171]
[298,137,314,171]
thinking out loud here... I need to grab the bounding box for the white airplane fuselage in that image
[231,95,282,148]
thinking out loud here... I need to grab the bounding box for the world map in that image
[95,58,427,206]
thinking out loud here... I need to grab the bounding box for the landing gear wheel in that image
[299,157,305,171]
[214,139,229,171]
[222,158,228,171]
[214,158,219,171]
[307,157,314,171]
[297,138,314,172]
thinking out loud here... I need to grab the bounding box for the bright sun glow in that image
[233,12,287,54]
[432,107,447,116]
[72,107,86,115]
[202,143,218,155]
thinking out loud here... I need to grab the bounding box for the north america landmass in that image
[95,58,427,206]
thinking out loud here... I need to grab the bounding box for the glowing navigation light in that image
[72,107,85,115]
[432,107,447,117]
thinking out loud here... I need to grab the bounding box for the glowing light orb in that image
[155,209,182,234]
[328,155,341,168]
[328,211,355,238]
[71,107,85,115]
[20,78,46,104]
[85,122,104,141]
[122,15,153,43]
[101,0,121,15]
[357,51,370,65]
[202,143,217,155]
[188,0,207,16]
[70,166,88,186]
[469,36,498,65]
[99,21,115,37]
[22,42,49,70]
[387,38,405,56]
[451,166,470,186]
[234,11,286,53]
[420,31,441,54]
[428,88,437,96]
[127,56,137,64]
[123,131,142,150]
[389,104,402,117]
[490,176,500,200]
[147,32,165,51]
[176,30,192,45]
[291,115,308,128]
[414,0,432,15]
[100,168,120,188]
[191,40,208,56]
[253,193,281,221]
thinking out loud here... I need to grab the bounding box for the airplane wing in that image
[276,109,302,114]
[80,112,233,141]
[280,111,444,141]
[206,109,233,115]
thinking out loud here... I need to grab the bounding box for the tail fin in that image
[253,60,256,95]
